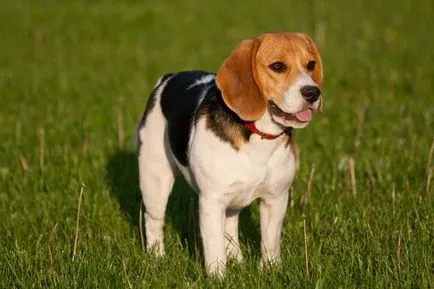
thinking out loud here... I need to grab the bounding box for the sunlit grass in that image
[0,0,432,288]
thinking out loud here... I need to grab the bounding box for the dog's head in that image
[216,32,323,128]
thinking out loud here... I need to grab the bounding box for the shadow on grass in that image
[105,149,261,261]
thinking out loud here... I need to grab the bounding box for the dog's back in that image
[137,71,216,164]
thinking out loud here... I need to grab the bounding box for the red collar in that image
[244,122,283,140]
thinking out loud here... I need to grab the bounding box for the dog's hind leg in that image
[137,79,175,256]
[138,146,175,256]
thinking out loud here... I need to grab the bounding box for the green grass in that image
[0,0,433,288]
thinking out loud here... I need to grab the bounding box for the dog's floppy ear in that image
[216,39,266,121]
[298,33,324,111]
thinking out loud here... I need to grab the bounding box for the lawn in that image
[0,0,433,288]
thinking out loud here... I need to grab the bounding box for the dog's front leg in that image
[199,196,226,276]
[225,208,243,262]
[259,192,289,266]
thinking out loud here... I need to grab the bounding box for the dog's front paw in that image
[259,256,282,268]
[225,241,243,263]
[227,250,243,263]
[146,242,165,258]
[207,260,226,278]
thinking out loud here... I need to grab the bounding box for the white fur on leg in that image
[139,153,175,256]
[139,133,175,257]
[259,192,289,266]
[199,196,227,277]
[225,209,243,262]
[137,77,176,258]
[144,212,165,256]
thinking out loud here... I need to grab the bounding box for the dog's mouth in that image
[268,101,312,123]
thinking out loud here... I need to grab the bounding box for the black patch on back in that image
[196,87,252,148]
[160,71,214,166]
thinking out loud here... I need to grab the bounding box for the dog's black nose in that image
[300,86,321,103]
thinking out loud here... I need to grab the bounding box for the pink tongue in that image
[294,110,312,122]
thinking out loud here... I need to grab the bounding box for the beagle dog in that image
[137,32,323,276]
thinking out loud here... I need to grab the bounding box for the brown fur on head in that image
[216,32,323,122]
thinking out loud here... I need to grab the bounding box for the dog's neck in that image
[241,110,292,164]
[254,110,286,137]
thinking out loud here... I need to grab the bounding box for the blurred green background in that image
[0,0,432,288]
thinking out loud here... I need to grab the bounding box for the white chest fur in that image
[183,119,296,208]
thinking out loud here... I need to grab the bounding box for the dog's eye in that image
[306,61,316,71]
[269,62,287,73]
